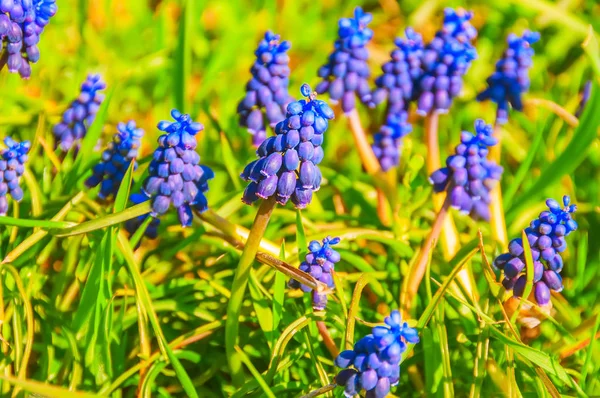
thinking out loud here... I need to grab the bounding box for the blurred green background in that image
[0,0,598,397]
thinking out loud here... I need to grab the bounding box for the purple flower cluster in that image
[415,8,477,116]
[53,74,106,151]
[477,31,540,124]
[335,310,419,398]
[288,236,341,310]
[494,196,577,306]
[241,84,334,209]
[0,0,57,79]
[370,28,424,114]
[0,137,30,215]
[428,119,503,220]
[238,31,293,147]
[85,121,144,200]
[315,7,373,113]
[141,109,214,227]
[124,193,160,240]
[371,112,412,171]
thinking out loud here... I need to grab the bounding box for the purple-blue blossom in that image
[0,0,58,79]
[315,7,373,113]
[371,112,412,171]
[240,84,334,209]
[477,31,540,124]
[0,137,30,216]
[494,195,577,307]
[53,74,106,151]
[429,119,503,220]
[415,8,477,115]
[238,31,293,147]
[140,109,214,227]
[85,121,144,199]
[370,28,424,114]
[335,310,419,398]
[288,236,340,310]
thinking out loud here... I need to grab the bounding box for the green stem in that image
[225,197,276,386]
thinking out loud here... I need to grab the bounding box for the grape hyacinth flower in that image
[53,74,106,151]
[477,31,540,124]
[370,28,424,114]
[335,310,419,398]
[124,192,160,240]
[0,137,30,216]
[315,7,373,113]
[0,0,58,79]
[238,31,293,147]
[288,236,341,310]
[494,196,577,307]
[575,80,591,118]
[85,121,144,199]
[415,8,477,115]
[140,109,214,227]
[240,84,334,209]
[428,119,503,220]
[371,112,412,171]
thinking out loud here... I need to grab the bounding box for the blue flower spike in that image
[53,74,106,151]
[415,8,478,116]
[0,0,58,79]
[140,109,214,227]
[315,7,374,113]
[241,84,334,209]
[0,137,31,216]
[288,236,341,310]
[428,119,503,220]
[477,31,540,124]
[238,31,293,147]
[371,112,412,172]
[85,121,144,199]
[335,310,419,398]
[494,195,577,307]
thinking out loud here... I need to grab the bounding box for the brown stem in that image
[316,321,339,358]
[347,109,381,176]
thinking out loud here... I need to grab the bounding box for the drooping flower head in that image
[477,31,540,124]
[335,310,419,398]
[85,121,144,199]
[371,112,412,171]
[53,74,106,151]
[415,8,477,115]
[315,7,373,113]
[124,192,161,241]
[0,0,58,79]
[370,28,424,114]
[494,196,577,307]
[0,137,30,216]
[141,109,214,227]
[428,119,503,220]
[288,236,341,310]
[238,31,293,147]
[241,84,334,209]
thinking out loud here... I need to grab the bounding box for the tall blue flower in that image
[477,31,540,124]
[238,31,293,147]
[0,0,58,79]
[0,137,30,216]
[315,7,373,113]
[335,310,419,398]
[140,109,214,227]
[53,74,106,151]
[415,8,477,115]
[85,121,144,199]
[124,192,161,240]
[241,84,334,209]
[288,236,340,310]
[428,119,503,220]
[370,28,424,114]
[371,112,412,171]
[494,196,577,307]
